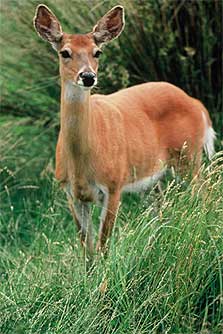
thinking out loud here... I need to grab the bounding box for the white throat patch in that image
[64,81,87,103]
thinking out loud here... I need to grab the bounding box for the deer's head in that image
[33,4,125,89]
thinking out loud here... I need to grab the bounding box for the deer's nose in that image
[79,72,96,87]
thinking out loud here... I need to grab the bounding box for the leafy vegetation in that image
[0,0,222,128]
[0,0,222,333]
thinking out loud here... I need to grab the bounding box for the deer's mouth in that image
[76,71,97,88]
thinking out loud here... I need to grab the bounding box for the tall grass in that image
[0,0,222,130]
[0,118,222,333]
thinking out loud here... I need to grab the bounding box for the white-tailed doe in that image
[33,4,215,259]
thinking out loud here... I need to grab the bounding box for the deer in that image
[33,4,215,261]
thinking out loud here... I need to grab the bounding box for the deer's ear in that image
[92,6,125,45]
[33,4,63,49]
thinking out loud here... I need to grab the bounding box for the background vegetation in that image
[0,0,222,125]
[0,0,222,333]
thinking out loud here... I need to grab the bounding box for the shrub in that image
[0,0,222,130]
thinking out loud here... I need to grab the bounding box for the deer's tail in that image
[202,108,216,160]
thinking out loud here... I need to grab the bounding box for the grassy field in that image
[0,117,222,334]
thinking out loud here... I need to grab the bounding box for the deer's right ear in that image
[33,4,63,49]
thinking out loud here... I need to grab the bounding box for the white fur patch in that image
[98,186,109,222]
[204,126,216,159]
[91,183,109,236]
[64,81,86,103]
[122,169,166,193]
[202,111,216,159]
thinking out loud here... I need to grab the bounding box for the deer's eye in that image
[60,50,71,59]
[94,50,102,58]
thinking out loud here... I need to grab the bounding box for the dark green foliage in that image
[0,0,222,131]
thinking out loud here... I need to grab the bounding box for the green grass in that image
[0,117,222,334]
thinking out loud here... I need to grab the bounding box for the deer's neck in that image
[60,80,91,159]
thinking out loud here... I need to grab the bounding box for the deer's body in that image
[56,81,210,197]
[34,5,215,260]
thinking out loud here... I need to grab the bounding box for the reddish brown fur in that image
[56,82,207,190]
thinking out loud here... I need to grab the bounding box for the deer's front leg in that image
[74,200,94,258]
[97,190,121,254]
[67,192,94,262]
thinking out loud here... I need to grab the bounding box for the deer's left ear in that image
[92,6,125,45]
